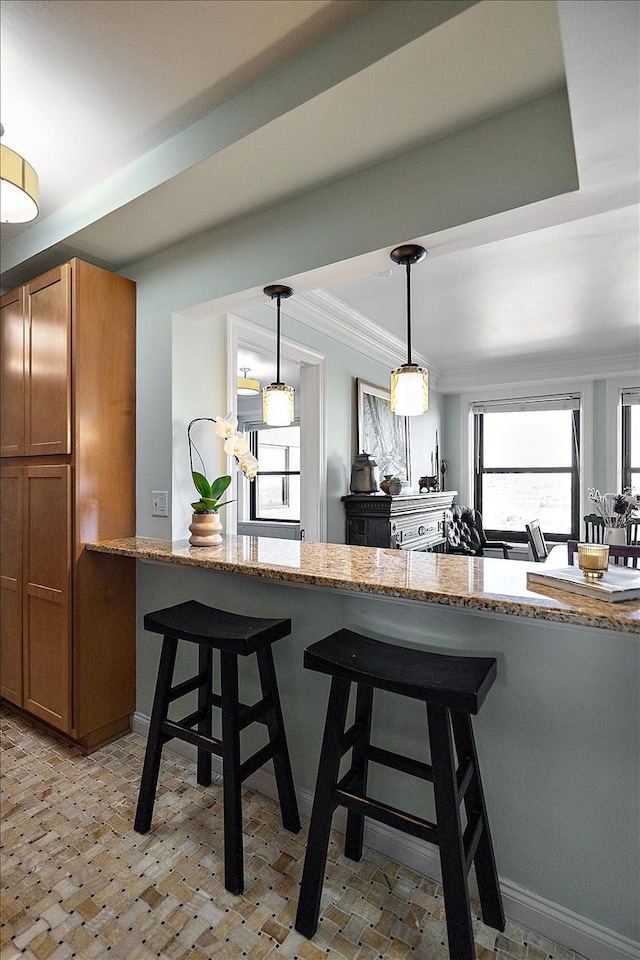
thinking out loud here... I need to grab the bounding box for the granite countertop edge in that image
[86,536,640,635]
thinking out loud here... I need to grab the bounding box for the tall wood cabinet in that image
[0,259,136,751]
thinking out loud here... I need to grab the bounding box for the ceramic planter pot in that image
[188,512,222,546]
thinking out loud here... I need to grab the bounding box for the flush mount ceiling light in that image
[0,124,39,223]
[390,244,428,416]
[262,284,294,426]
[237,367,261,396]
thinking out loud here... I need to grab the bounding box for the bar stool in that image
[134,600,301,894]
[295,629,505,960]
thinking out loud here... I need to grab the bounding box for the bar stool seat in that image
[134,600,301,895]
[295,629,505,960]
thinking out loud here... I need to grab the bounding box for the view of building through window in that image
[250,425,300,522]
[474,407,579,538]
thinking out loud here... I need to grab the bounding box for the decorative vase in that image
[388,479,403,496]
[604,526,626,546]
[189,512,222,546]
[380,475,392,495]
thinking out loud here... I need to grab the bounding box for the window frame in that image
[472,403,581,543]
[622,390,640,493]
[248,422,301,524]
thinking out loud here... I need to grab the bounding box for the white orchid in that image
[224,434,249,457]
[213,413,238,439]
[188,415,257,514]
[238,451,258,480]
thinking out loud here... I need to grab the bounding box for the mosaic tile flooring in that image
[1,707,585,960]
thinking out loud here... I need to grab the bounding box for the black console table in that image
[342,491,457,551]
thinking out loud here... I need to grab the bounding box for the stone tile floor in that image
[0,707,585,960]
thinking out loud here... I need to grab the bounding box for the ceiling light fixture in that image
[0,124,39,223]
[390,244,428,416]
[262,284,294,426]
[237,367,261,396]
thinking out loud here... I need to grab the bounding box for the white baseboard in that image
[131,712,639,960]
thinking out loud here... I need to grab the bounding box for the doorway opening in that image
[225,314,326,542]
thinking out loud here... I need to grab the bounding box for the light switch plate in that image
[152,490,168,517]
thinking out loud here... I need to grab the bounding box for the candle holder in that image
[577,543,609,580]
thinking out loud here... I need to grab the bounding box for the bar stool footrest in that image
[335,783,438,845]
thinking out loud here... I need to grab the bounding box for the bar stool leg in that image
[134,636,178,834]
[197,644,213,787]
[344,682,373,862]
[256,645,301,833]
[220,650,244,894]
[427,703,476,960]
[295,676,352,939]
[451,711,505,931]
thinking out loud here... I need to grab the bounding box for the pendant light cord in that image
[405,261,412,365]
[275,294,281,384]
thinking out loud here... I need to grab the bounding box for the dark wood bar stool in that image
[295,629,505,960]
[134,600,300,894]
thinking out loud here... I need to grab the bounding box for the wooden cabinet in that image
[0,466,23,703]
[0,259,136,751]
[342,491,457,551]
[0,265,72,457]
[0,288,25,457]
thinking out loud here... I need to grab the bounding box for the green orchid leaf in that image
[212,499,235,510]
[210,475,232,499]
[192,471,212,498]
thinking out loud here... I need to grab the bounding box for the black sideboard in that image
[342,491,457,551]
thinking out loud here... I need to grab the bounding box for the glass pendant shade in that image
[263,383,294,426]
[391,364,429,416]
[0,143,39,223]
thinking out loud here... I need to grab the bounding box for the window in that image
[249,424,300,522]
[473,396,580,541]
[622,388,640,493]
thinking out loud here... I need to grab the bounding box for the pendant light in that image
[390,244,428,416]
[0,125,39,223]
[237,367,261,395]
[262,284,294,425]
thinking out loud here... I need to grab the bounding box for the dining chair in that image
[583,514,605,543]
[446,505,513,559]
[567,540,640,569]
[628,521,640,546]
[525,520,549,562]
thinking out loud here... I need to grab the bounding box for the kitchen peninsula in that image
[88,536,639,958]
[87,535,640,633]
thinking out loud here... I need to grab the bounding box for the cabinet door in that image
[23,464,72,732]
[0,466,23,705]
[0,288,25,457]
[24,265,72,457]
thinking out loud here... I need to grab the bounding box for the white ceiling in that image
[1,0,638,387]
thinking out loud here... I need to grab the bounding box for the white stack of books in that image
[526,565,640,602]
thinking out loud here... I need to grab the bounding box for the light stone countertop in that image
[86,536,640,635]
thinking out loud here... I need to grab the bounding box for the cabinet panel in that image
[0,467,23,705]
[24,265,72,457]
[0,288,25,457]
[23,465,72,731]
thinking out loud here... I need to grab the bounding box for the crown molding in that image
[281,289,441,383]
[437,353,640,394]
